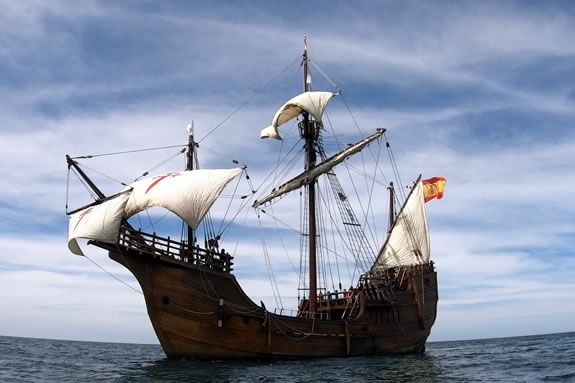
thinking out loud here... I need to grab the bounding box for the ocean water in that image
[0,332,573,382]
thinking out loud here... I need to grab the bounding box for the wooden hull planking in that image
[109,249,438,360]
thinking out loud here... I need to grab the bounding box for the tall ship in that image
[65,40,446,359]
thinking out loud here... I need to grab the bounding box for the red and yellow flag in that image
[422,176,447,203]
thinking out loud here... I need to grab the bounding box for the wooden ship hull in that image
[98,227,438,359]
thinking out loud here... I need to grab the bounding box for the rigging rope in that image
[257,213,284,309]
[72,161,127,186]
[316,183,335,292]
[317,187,363,282]
[258,143,305,204]
[362,136,383,236]
[384,131,406,201]
[134,210,170,232]
[310,60,340,91]
[218,140,303,237]
[217,174,259,237]
[322,115,379,248]
[65,166,71,213]
[144,209,156,233]
[300,185,308,299]
[84,254,142,295]
[322,175,348,286]
[70,167,98,201]
[346,164,389,187]
[198,55,301,143]
[70,144,187,159]
[258,209,300,233]
[269,204,306,287]
[216,168,244,235]
[257,206,363,275]
[134,148,186,181]
[336,91,401,207]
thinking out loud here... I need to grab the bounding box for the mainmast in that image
[301,37,318,315]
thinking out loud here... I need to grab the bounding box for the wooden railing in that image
[359,262,435,303]
[117,225,234,273]
[274,307,332,320]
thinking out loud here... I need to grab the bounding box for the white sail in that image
[68,191,131,256]
[372,179,430,270]
[67,168,241,256]
[254,129,384,207]
[124,168,242,229]
[260,91,336,140]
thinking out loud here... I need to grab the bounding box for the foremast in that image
[186,122,199,247]
[301,38,319,314]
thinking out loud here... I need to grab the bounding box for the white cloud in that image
[1,1,574,344]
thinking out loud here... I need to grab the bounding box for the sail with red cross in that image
[67,168,241,255]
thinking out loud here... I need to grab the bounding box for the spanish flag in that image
[423,177,447,203]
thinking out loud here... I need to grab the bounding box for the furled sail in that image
[124,168,242,229]
[68,168,242,256]
[372,178,430,270]
[253,129,385,207]
[68,191,131,256]
[260,91,336,140]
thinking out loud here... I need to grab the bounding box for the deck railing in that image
[359,262,435,303]
[117,225,234,273]
[273,308,332,320]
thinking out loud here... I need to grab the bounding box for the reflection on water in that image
[124,353,446,383]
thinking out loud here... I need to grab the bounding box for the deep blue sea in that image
[0,332,573,382]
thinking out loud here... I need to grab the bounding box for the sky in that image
[1,0,574,344]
